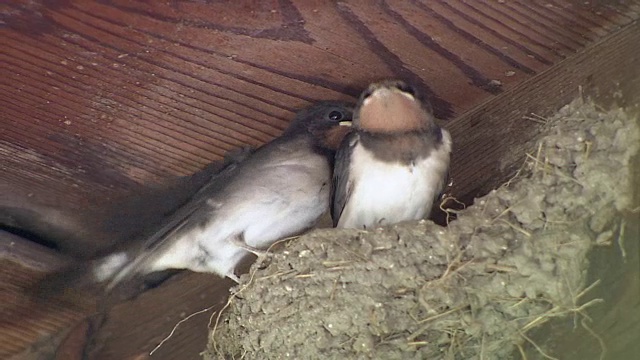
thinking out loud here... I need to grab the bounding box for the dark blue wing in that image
[331,132,359,227]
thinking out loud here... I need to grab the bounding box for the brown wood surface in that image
[0,231,91,359]
[1,1,640,359]
[3,0,638,206]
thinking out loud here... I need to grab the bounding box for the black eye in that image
[328,110,344,121]
[396,82,416,96]
[361,89,374,100]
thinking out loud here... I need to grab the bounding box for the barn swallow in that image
[331,80,452,229]
[85,101,354,288]
[0,147,254,260]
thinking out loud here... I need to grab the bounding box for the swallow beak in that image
[339,120,353,127]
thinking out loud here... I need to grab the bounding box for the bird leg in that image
[225,234,273,283]
[226,272,240,284]
[230,233,267,257]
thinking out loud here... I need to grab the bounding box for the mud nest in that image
[204,99,639,360]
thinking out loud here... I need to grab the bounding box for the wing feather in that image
[331,133,359,227]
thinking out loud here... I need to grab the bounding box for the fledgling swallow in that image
[87,101,354,288]
[0,147,255,260]
[331,80,452,229]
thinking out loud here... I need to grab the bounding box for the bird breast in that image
[338,132,450,229]
[146,147,332,277]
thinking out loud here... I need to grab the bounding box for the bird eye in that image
[396,82,416,96]
[328,110,344,121]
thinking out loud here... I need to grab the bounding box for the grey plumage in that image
[94,101,354,288]
[0,147,254,260]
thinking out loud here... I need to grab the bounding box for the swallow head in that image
[355,80,434,133]
[285,101,354,150]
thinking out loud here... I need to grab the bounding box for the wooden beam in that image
[1,1,639,360]
[448,19,640,202]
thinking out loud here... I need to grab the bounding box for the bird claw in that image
[231,234,267,257]
[245,246,268,258]
[225,234,271,284]
[227,272,241,283]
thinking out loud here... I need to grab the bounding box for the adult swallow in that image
[86,101,354,288]
[331,80,452,229]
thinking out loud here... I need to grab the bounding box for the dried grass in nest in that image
[202,99,637,360]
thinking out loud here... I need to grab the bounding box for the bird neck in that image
[357,127,443,165]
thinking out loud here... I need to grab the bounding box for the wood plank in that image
[2,0,637,206]
[82,272,237,360]
[0,231,92,360]
[71,14,640,360]
[449,18,640,201]
[1,1,639,359]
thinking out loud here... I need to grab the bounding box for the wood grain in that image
[449,18,640,201]
[1,1,640,359]
[0,231,91,359]
[2,0,637,200]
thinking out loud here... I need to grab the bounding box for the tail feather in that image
[12,147,255,300]
[32,251,172,302]
[29,262,102,305]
